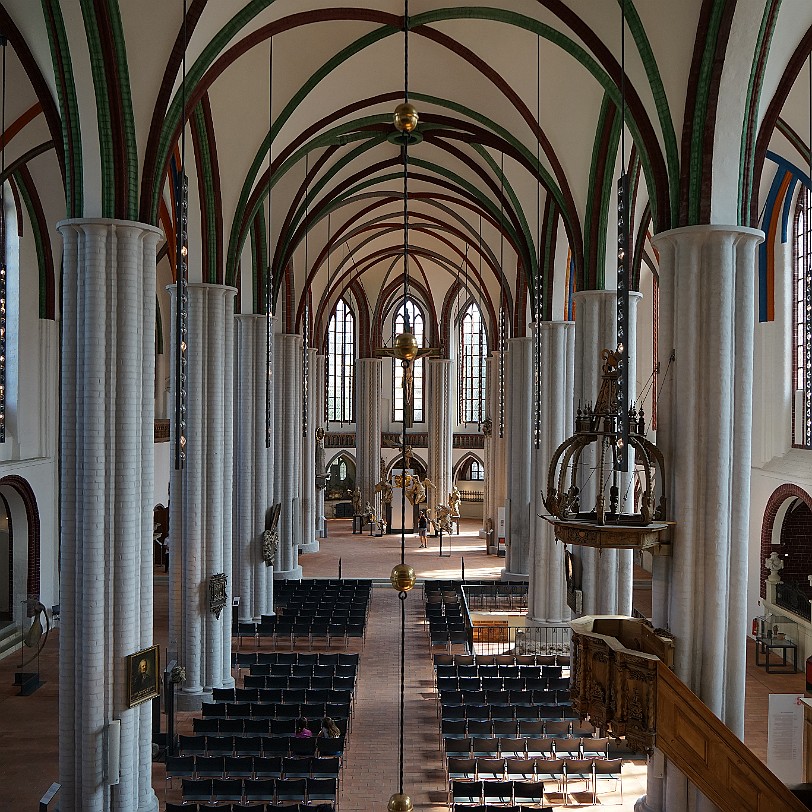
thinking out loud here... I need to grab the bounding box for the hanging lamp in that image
[174,0,189,469]
[542,0,673,557]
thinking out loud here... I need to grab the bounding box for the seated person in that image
[318,716,341,738]
[295,716,313,738]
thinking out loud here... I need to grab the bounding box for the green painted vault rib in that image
[776,117,809,163]
[686,0,727,225]
[192,102,218,284]
[105,0,139,219]
[739,0,782,226]
[14,170,49,319]
[41,0,83,217]
[152,7,670,232]
[620,0,679,228]
[78,0,115,216]
[583,95,617,292]
[225,100,572,290]
[540,200,559,322]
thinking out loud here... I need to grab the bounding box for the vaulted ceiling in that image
[3,0,812,347]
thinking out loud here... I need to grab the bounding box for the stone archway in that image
[760,483,812,599]
[0,476,41,623]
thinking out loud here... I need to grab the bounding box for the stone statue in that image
[375,460,393,505]
[364,502,375,524]
[448,486,461,517]
[352,486,361,515]
[434,503,453,534]
[765,551,784,584]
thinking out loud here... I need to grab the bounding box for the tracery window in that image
[327,298,355,423]
[794,188,812,448]
[393,297,424,423]
[468,459,484,481]
[458,301,487,423]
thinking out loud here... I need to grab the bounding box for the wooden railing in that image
[656,661,807,812]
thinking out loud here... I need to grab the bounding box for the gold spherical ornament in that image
[393,331,419,362]
[388,793,414,811]
[390,563,416,592]
[393,102,419,133]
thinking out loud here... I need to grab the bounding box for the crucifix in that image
[374,327,439,427]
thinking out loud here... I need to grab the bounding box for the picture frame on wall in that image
[127,644,160,708]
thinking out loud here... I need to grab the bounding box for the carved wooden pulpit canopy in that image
[543,348,673,554]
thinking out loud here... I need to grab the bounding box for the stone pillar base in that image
[274,565,303,581]
[176,688,212,712]
[500,569,529,582]
[299,541,320,554]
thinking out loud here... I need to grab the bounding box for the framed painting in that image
[127,644,160,707]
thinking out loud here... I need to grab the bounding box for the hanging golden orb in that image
[390,563,416,592]
[388,793,414,811]
[393,102,418,133]
[393,331,419,362]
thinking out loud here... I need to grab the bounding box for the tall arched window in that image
[458,301,488,423]
[794,188,812,448]
[393,297,424,423]
[327,298,355,423]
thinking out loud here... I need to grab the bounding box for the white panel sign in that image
[767,693,805,785]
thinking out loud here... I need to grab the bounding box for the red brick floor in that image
[0,517,802,811]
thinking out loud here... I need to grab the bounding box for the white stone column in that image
[168,284,237,710]
[299,347,319,553]
[427,358,453,510]
[233,314,275,621]
[528,321,575,623]
[482,351,507,549]
[572,289,640,616]
[58,219,161,812]
[273,333,303,579]
[656,226,762,772]
[355,357,382,506]
[314,354,326,537]
[504,336,532,579]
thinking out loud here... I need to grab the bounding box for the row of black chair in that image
[434,652,571,668]
[448,759,623,806]
[451,806,551,812]
[246,663,357,678]
[214,688,353,706]
[168,754,340,783]
[441,720,595,741]
[193,718,348,741]
[439,688,569,706]
[236,619,366,649]
[182,776,336,806]
[236,651,360,667]
[438,663,563,679]
[167,804,334,812]
[438,676,570,692]
[440,703,574,724]
[448,754,611,781]
[442,737,606,759]
[179,735,343,759]
[242,674,356,694]
[202,702,350,722]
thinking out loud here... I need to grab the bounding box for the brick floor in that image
[0,517,801,811]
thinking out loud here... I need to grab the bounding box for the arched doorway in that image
[0,476,41,626]
[0,494,12,624]
[760,484,812,600]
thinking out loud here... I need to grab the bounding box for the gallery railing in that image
[460,582,570,655]
[776,580,812,622]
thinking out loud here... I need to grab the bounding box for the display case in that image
[754,613,799,673]
[757,613,798,643]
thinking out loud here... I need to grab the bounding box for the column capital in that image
[57,216,163,239]
[652,223,764,250]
